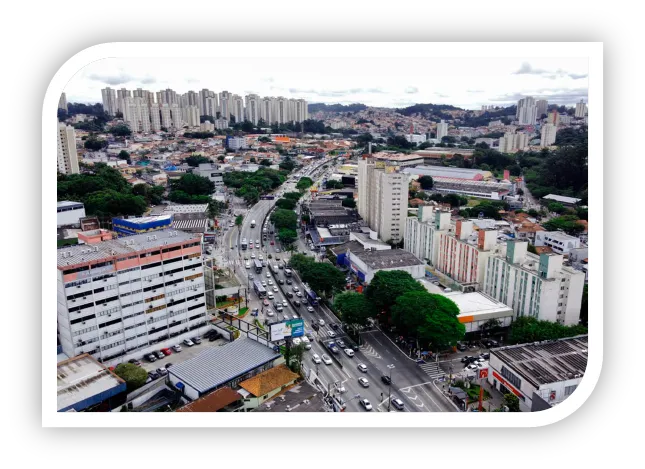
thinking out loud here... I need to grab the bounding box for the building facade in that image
[575,100,588,118]
[57,122,79,174]
[540,123,557,147]
[404,206,451,264]
[534,231,582,255]
[516,96,538,125]
[436,120,448,141]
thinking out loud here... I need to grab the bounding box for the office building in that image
[540,123,557,147]
[357,157,409,244]
[58,93,68,112]
[516,97,538,125]
[57,122,79,174]
[101,87,118,116]
[482,240,585,326]
[575,100,588,118]
[536,100,548,118]
[404,205,451,264]
[534,231,582,255]
[195,163,225,189]
[487,335,588,412]
[245,94,261,125]
[56,230,209,366]
[436,119,448,141]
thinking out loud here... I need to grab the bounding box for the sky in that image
[64,57,589,110]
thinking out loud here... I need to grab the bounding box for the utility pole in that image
[387,364,395,411]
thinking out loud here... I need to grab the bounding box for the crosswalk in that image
[359,343,382,359]
[418,362,445,380]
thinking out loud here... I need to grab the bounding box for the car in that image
[155,351,165,360]
[322,354,332,365]
[457,342,467,351]
[329,342,339,354]
[465,364,478,371]
[266,272,271,278]
[256,239,260,244]
[261,281,267,286]
[259,255,264,261]
[480,353,490,360]
[295,291,302,297]
[192,337,202,345]
[344,348,355,357]
[336,383,346,393]
[164,362,173,369]
[286,279,292,285]
[312,354,322,364]
[270,240,275,245]
[263,298,270,306]
[278,279,284,285]
[312,323,320,331]
[293,300,301,307]
[276,249,281,253]
[318,319,325,326]
[267,292,274,300]
[248,273,254,280]
[358,377,369,388]
[249,243,254,249]
[461,355,474,363]
[156,367,168,376]
[390,397,405,411]
[301,336,311,349]
[357,363,368,373]
[148,371,160,380]
[183,339,194,347]
[278,263,284,269]
[268,279,273,285]
[327,330,336,338]
[475,357,485,364]
[273,286,279,292]
[292,338,301,346]
[476,361,487,368]
[266,309,275,317]
[172,344,182,353]
[293,286,300,292]
[160,348,172,356]
[128,358,142,366]
[336,339,346,348]
[331,323,339,330]
[282,300,288,307]
[359,398,372,411]
[209,333,220,342]
[381,375,392,385]
[251,253,256,259]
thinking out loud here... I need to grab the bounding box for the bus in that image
[254,259,263,273]
[302,283,320,306]
[241,238,248,250]
[260,195,275,200]
[253,280,267,298]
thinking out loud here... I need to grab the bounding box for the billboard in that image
[270,319,305,341]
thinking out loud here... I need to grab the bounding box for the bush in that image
[114,363,148,393]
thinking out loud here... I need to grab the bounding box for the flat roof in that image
[168,338,280,394]
[113,215,172,225]
[350,248,424,269]
[254,380,326,412]
[57,354,125,411]
[57,201,84,208]
[543,194,581,204]
[492,335,588,387]
[537,231,580,242]
[57,229,199,268]
[162,204,209,213]
[443,291,513,316]
[350,232,391,248]
[403,166,490,180]
[330,241,365,255]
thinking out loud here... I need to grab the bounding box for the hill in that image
[308,103,368,113]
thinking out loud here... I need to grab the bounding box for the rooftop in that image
[492,335,588,387]
[330,241,365,255]
[443,291,513,317]
[167,338,280,394]
[176,387,242,412]
[239,364,299,397]
[57,201,84,208]
[57,229,198,268]
[113,215,172,225]
[254,381,326,412]
[402,165,490,180]
[57,354,126,411]
[543,194,582,204]
[350,248,424,269]
[162,204,209,213]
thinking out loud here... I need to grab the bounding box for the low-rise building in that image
[195,163,225,189]
[345,248,425,284]
[443,291,514,336]
[542,194,582,206]
[237,364,300,410]
[534,231,582,255]
[112,215,173,237]
[57,201,86,227]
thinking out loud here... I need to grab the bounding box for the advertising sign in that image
[479,368,489,379]
[269,319,305,341]
[288,318,304,338]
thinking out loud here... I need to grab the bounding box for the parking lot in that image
[140,335,228,373]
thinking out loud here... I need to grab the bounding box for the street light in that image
[387,364,395,411]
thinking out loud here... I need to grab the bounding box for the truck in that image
[241,238,248,250]
[250,220,256,228]
[284,268,293,277]
[271,264,279,275]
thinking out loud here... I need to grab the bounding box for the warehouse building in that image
[346,248,425,284]
[112,215,173,237]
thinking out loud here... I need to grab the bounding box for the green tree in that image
[117,150,131,164]
[275,198,297,210]
[217,155,226,162]
[390,291,465,350]
[170,173,215,197]
[285,343,306,373]
[84,190,148,217]
[296,177,314,192]
[301,263,346,298]
[184,154,211,167]
[507,317,587,344]
[278,228,297,245]
[502,393,521,412]
[334,292,371,327]
[542,215,586,236]
[114,363,149,393]
[364,270,425,319]
[341,198,356,208]
[235,215,244,226]
[325,180,344,190]
[547,202,566,214]
[259,159,272,166]
[207,200,226,219]
[283,192,303,201]
[528,209,540,217]
[271,208,298,231]
[84,137,108,151]
[259,136,271,143]
[108,124,132,137]
[250,157,257,163]
[418,175,434,190]
[279,157,296,171]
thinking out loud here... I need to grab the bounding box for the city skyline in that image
[65,57,589,110]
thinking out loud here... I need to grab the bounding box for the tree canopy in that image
[114,363,148,393]
[223,168,288,204]
[542,214,586,236]
[271,208,298,231]
[364,270,425,318]
[184,154,211,167]
[83,136,108,151]
[289,254,346,298]
[108,124,132,137]
[325,180,344,190]
[296,177,314,192]
[507,317,587,345]
[417,175,434,190]
[334,292,371,327]
[277,228,297,245]
[341,198,356,208]
[275,197,297,210]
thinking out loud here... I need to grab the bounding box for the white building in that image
[101,87,118,116]
[534,231,582,255]
[183,105,200,127]
[487,335,588,412]
[56,230,210,366]
[436,120,448,141]
[540,123,557,147]
[346,248,425,284]
[404,205,451,264]
[536,99,548,118]
[171,103,183,129]
[226,136,248,151]
[200,121,215,132]
[149,103,162,131]
[516,96,538,125]
[57,201,86,227]
[123,97,151,133]
[575,100,588,118]
[358,157,409,244]
[57,122,79,174]
[204,96,219,118]
[261,97,274,124]
[219,91,232,120]
[232,94,245,123]
[245,94,261,125]
[195,163,225,189]
[443,291,514,335]
[482,240,585,326]
[160,104,173,129]
[214,118,229,130]
[405,134,427,145]
[498,131,529,153]
[58,92,68,112]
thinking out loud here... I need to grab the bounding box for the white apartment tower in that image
[124,97,151,133]
[404,206,451,264]
[101,87,118,116]
[275,97,288,124]
[499,131,529,153]
[183,105,200,127]
[482,240,585,325]
[261,97,274,124]
[575,100,588,118]
[536,99,548,118]
[540,123,557,147]
[516,97,538,125]
[171,103,183,129]
[116,88,131,114]
[149,103,162,132]
[232,95,245,123]
[436,120,448,141]
[245,94,261,125]
[219,91,232,120]
[204,96,219,119]
[59,93,68,112]
[57,122,79,175]
[160,104,173,129]
[295,99,308,123]
[56,230,210,366]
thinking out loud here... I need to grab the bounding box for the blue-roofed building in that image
[112,215,173,236]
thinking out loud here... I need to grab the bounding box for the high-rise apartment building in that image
[183,105,200,127]
[482,240,585,325]
[575,100,588,118]
[540,123,557,147]
[156,88,178,106]
[101,87,118,116]
[58,93,68,112]
[232,95,245,123]
[404,206,451,264]
[116,88,131,114]
[498,131,529,153]
[56,230,210,366]
[149,103,162,132]
[547,111,560,126]
[436,120,448,141]
[170,103,183,129]
[536,99,548,118]
[204,96,219,118]
[160,104,172,129]
[124,97,151,133]
[261,97,274,124]
[275,97,288,124]
[57,122,79,174]
[516,97,538,125]
[219,91,232,120]
[358,158,409,244]
[295,99,308,123]
[245,94,261,125]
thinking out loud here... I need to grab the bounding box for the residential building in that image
[547,111,560,126]
[516,96,538,125]
[232,94,245,123]
[123,97,151,133]
[404,205,451,264]
[58,92,68,112]
[157,88,178,106]
[219,91,232,120]
[261,96,274,123]
[482,240,585,325]
[498,131,529,153]
[405,134,427,145]
[195,163,225,189]
[214,118,229,130]
[149,103,161,131]
[204,96,219,118]
[56,230,209,366]
[536,100,548,118]
[57,201,86,227]
[183,105,200,127]
[200,121,215,132]
[160,104,172,129]
[575,100,588,118]
[275,97,288,124]
[534,231,582,255]
[540,123,557,147]
[357,157,409,244]
[116,88,131,114]
[237,364,300,411]
[436,119,448,141]
[170,103,182,129]
[245,94,261,125]
[487,335,588,412]
[226,135,247,151]
[57,122,79,174]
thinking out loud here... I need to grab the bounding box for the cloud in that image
[513,62,548,75]
[288,87,385,97]
[467,89,484,93]
[186,77,199,84]
[513,62,588,80]
[490,88,588,105]
[140,76,156,85]
[568,73,588,80]
[404,86,418,94]
[435,92,449,98]
[88,72,134,86]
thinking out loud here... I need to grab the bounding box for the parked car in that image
[390,398,405,411]
[155,351,165,360]
[192,337,202,345]
[172,344,182,353]
[360,398,373,411]
[357,363,368,373]
[457,342,467,351]
[128,359,142,366]
[322,354,332,365]
[358,377,369,388]
[160,348,172,356]
[148,371,160,380]
[164,362,173,369]
[156,367,168,376]
[344,348,355,357]
[183,339,194,347]
[381,375,392,385]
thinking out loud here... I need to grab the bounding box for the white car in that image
[273,286,278,292]
[295,291,302,297]
[322,354,332,365]
[327,330,336,338]
[261,281,267,287]
[259,255,263,261]
[266,272,271,278]
[276,249,281,253]
[268,279,273,285]
[312,354,322,364]
[360,398,372,411]
[307,306,314,312]
[256,239,260,244]
[292,338,301,346]
[336,383,346,393]
[293,286,300,292]
[301,336,311,350]
[172,344,182,353]
[318,319,325,326]
[358,377,369,387]
[357,363,368,373]
[267,293,274,300]
[251,253,256,259]
[465,364,478,371]
[183,339,194,347]
[344,348,354,357]
[266,309,274,317]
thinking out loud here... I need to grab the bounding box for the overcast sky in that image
[64,57,589,109]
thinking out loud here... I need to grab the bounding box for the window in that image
[564,385,577,396]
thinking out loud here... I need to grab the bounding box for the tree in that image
[259,136,271,143]
[418,175,434,190]
[279,157,296,171]
[217,155,226,162]
[259,159,272,166]
[507,317,587,344]
[502,393,521,412]
[83,137,108,151]
[278,228,297,245]
[271,208,298,231]
[325,180,344,190]
[170,173,215,196]
[296,177,314,192]
[364,270,425,319]
[341,198,356,208]
[114,363,149,393]
[285,343,306,373]
[184,154,211,167]
[207,200,225,219]
[235,215,244,227]
[301,263,346,298]
[334,292,371,327]
[390,290,465,350]
[117,150,131,164]
[249,157,257,163]
[542,215,586,236]
[275,198,297,210]
[200,115,215,123]
[108,124,132,137]
[547,202,566,214]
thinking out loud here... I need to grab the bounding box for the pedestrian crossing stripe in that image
[419,362,445,379]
